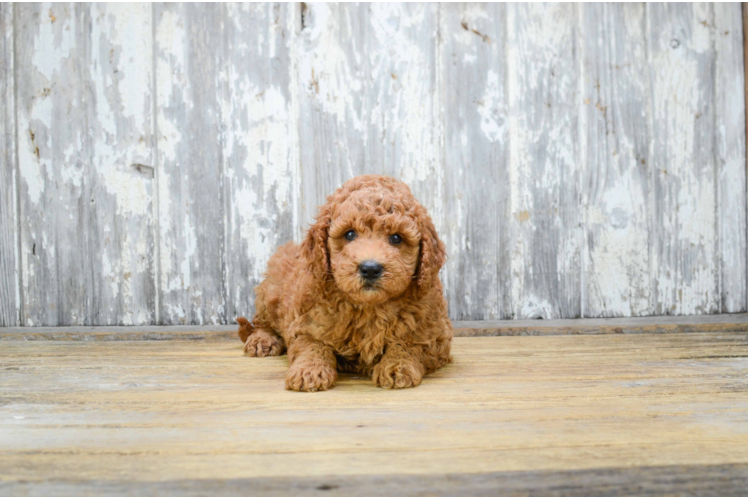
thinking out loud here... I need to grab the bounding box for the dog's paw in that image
[285,361,337,392]
[373,358,424,389]
[243,330,284,358]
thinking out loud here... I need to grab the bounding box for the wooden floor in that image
[1,329,748,495]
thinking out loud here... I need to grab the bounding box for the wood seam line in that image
[743,2,748,313]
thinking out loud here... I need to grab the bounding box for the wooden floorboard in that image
[1,333,747,495]
[2,313,748,340]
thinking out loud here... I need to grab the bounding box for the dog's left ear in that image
[302,201,332,282]
[415,207,447,294]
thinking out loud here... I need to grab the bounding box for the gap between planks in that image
[0,313,747,341]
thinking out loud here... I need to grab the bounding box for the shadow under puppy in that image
[237,175,453,391]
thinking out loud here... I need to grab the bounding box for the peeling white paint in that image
[478,70,504,143]
[520,295,555,320]
[18,130,45,205]
[507,3,581,319]
[103,170,151,217]
[31,3,75,81]
[715,4,748,312]
[156,9,186,164]
[7,3,747,326]
[298,3,364,136]
[649,3,719,315]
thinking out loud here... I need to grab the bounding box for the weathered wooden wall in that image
[0,2,746,326]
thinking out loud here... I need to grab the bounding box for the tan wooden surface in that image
[1,333,748,495]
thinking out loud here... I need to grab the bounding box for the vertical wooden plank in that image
[648,3,719,315]
[715,3,747,313]
[579,4,652,317]
[506,4,581,319]
[364,4,442,224]
[15,3,88,326]
[221,4,295,320]
[295,4,441,232]
[155,3,226,324]
[295,3,366,231]
[439,4,510,320]
[0,4,18,326]
[744,2,748,313]
[15,3,156,326]
[88,4,156,325]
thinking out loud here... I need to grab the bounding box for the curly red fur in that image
[238,175,453,391]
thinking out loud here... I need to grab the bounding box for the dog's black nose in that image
[359,260,384,281]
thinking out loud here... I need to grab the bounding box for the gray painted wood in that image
[363,4,442,222]
[87,4,157,326]
[154,3,227,324]
[221,3,296,321]
[648,4,720,316]
[15,4,156,326]
[0,4,18,326]
[2,3,747,325]
[440,4,510,320]
[15,3,88,326]
[295,3,441,231]
[579,4,653,317]
[295,3,368,230]
[715,4,747,313]
[506,3,582,319]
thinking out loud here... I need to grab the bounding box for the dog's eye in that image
[344,230,356,241]
[389,234,402,245]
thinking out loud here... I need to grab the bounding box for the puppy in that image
[237,175,452,391]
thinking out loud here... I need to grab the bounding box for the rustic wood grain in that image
[717,4,748,312]
[87,4,157,326]
[648,4,720,316]
[5,464,748,496]
[0,4,18,326]
[154,3,226,324]
[506,3,581,319]
[15,3,91,326]
[295,3,441,231]
[3,3,748,325]
[745,1,748,315]
[295,2,368,229]
[15,3,156,326]
[579,4,653,318]
[366,4,442,226]
[221,4,296,321]
[1,333,747,495]
[440,4,510,321]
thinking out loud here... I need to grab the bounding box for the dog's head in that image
[303,175,446,305]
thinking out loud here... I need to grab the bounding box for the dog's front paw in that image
[243,331,284,357]
[373,358,424,389]
[285,361,337,392]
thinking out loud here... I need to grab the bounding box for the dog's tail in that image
[236,317,254,343]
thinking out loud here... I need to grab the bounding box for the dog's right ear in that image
[302,201,332,282]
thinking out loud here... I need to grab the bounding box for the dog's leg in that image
[372,343,426,389]
[420,334,453,374]
[285,335,338,392]
[243,328,286,358]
